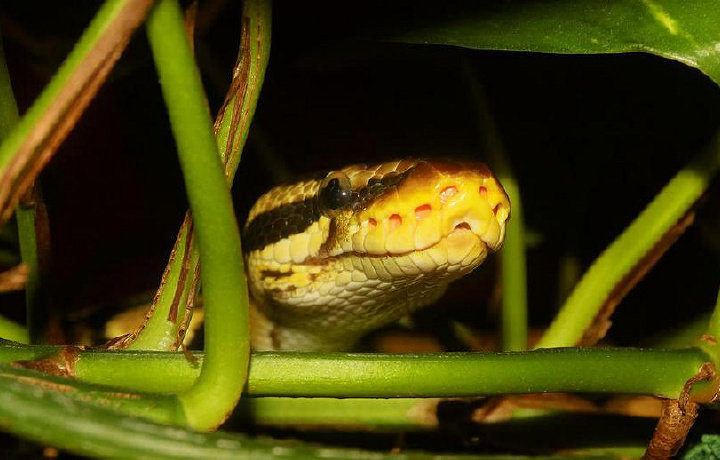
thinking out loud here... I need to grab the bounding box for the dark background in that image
[1,0,719,346]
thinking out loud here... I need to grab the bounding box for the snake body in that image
[243,159,510,351]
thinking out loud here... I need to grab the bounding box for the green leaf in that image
[386,0,720,86]
[684,435,720,459]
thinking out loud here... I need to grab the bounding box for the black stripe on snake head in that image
[242,168,413,253]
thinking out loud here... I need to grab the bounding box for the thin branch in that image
[0,0,154,229]
[578,211,695,346]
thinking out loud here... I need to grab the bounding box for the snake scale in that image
[243,159,510,351]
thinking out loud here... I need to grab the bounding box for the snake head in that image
[325,160,510,272]
[244,159,511,351]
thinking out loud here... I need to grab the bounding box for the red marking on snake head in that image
[415,204,432,220]
[389,214,402,229]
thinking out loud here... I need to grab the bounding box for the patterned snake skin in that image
[243,159,510,351]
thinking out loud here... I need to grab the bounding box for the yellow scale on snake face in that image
[243,159,510,351]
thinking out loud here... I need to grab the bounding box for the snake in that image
[243,159,510,351]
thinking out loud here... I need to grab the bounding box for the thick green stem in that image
[146,0,249,430]
[0,342,710,401]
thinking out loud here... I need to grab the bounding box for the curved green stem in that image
[537,134,720,348]
[130,0,271,351]
[146,0,249,430]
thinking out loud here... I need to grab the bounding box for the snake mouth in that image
[448,211,506,252]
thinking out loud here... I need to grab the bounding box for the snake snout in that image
[437,175,509,253]
[349,161,509,257]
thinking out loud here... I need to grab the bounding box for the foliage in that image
[0,0,718,457]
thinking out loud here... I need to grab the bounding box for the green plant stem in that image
[537,134,720,348]
[0,342,711,400]
[16,201,41,343]
[214,0,272,179]
[0,0,124,167]
[0,357,652,458]
[239,397,439,430]
[0,34,28,344]
[0,0,151,228]
[127,225,193,351]
[0,27,37,345]
[464,61,529,351]
[146,0,249,430]
[498,174,528,351]
[130,0,271,351]
[244,349,713,398]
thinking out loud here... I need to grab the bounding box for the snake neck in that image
[248,279,448,351]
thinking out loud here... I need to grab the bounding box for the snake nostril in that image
[415,204,431,220]
[440,186,457,203]
[368,218,377,229]
[389,214,402,229]
[479,186,488,197]
[455,222,471,231]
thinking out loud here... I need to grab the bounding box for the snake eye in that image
[318,172,353,213]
